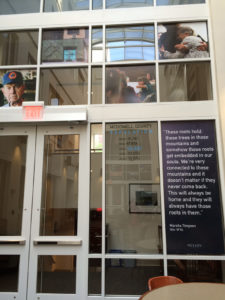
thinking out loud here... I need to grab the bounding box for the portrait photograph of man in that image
[0,70,36,107]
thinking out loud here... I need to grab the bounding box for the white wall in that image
[209,0,225,177]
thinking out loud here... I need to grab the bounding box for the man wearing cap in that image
[1,71,25,107]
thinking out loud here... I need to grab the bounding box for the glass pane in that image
[157,0,205,5]
[106,65,156,104]
[168,260,225,283]
[93,0,103,9]
[106,0,153,9]
[42,28,89,63]
[88,258,101,295]
[44,0,89,11]
[40,135,79,236]
[158,22,209,60]
[0,69,36,107]
[0,136,27,235]
[106,25,155,62]
[91,67,102,104]
[105,259,163,295]
[92,27,103,62]
[90,124,102,253]
[0,0,40,14]
[37,255,76,293]
[106,123,161,254]
[39,68,88,105]
[0,31,38,65]
[0,255,20,292]
[159,62,212,101]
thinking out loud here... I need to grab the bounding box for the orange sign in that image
[23,105,44,120]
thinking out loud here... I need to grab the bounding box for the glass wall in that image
[0,20,212,107]
[105,259,163,295]
[40,134,80,236]
[44,0,89,12]
[90,124,103,253]
[106,0,153,9]
[106,25,155,62]
[39,68,88,105]
[0,136,27,235]
[0,31,38,65]
[106,65,156,104]
[157,0,205,5]
[0,0,40,14]
[105,122,161,254]
[168,260,225,283]
[0,256,20,292]
[0,0,205,14]
[42,28,89,63]
[159,62,212,101]
[37,255,76,293]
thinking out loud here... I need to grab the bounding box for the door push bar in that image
[33,239,82,246]
[0,239,26,245]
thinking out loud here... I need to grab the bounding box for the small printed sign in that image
[23,102,44,120]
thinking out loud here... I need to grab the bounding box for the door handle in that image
[33,239,82,246]
[0,239,25,245]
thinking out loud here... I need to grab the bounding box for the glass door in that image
[27,125,89,299]
[0,126,36,300]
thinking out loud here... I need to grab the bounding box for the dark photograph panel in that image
[0,70,36,107]
[158,22,209,59]
[106,65,156,104]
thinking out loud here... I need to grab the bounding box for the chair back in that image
[148,276,183,291]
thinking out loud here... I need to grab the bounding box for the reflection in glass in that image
[105,259,163,295]
[0,69,37,107]
[106,25,155,62]
[159,62,212,101]
[0,136,27,235]
[158,22,209,60]
[157,0,205,5]
[106,65,156,104]
[90,124,102,253]
[91,67,102,104]
[0,0,40,14]
[39,68,88,105]
[93,0,103,9]
[42,28,89,63]
[0,255,20,292]
[106,0,153,9]
[88,259,101,295]
[92,27,103,62]
[44,0,89,11]
[106,123,161,254]
[168,260,225,283]
[0,31,38,65]
[37,256,76,293]
[40,135,79,236]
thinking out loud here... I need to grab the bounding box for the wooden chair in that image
[148,276,183,291]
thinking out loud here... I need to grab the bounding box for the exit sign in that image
[22,102,44,120]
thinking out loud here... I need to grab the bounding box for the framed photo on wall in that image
[129,183,161,213]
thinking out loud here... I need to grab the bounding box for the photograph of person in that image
[106,65,156,104]
[0,70,36,107]
[158,22,209,59]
